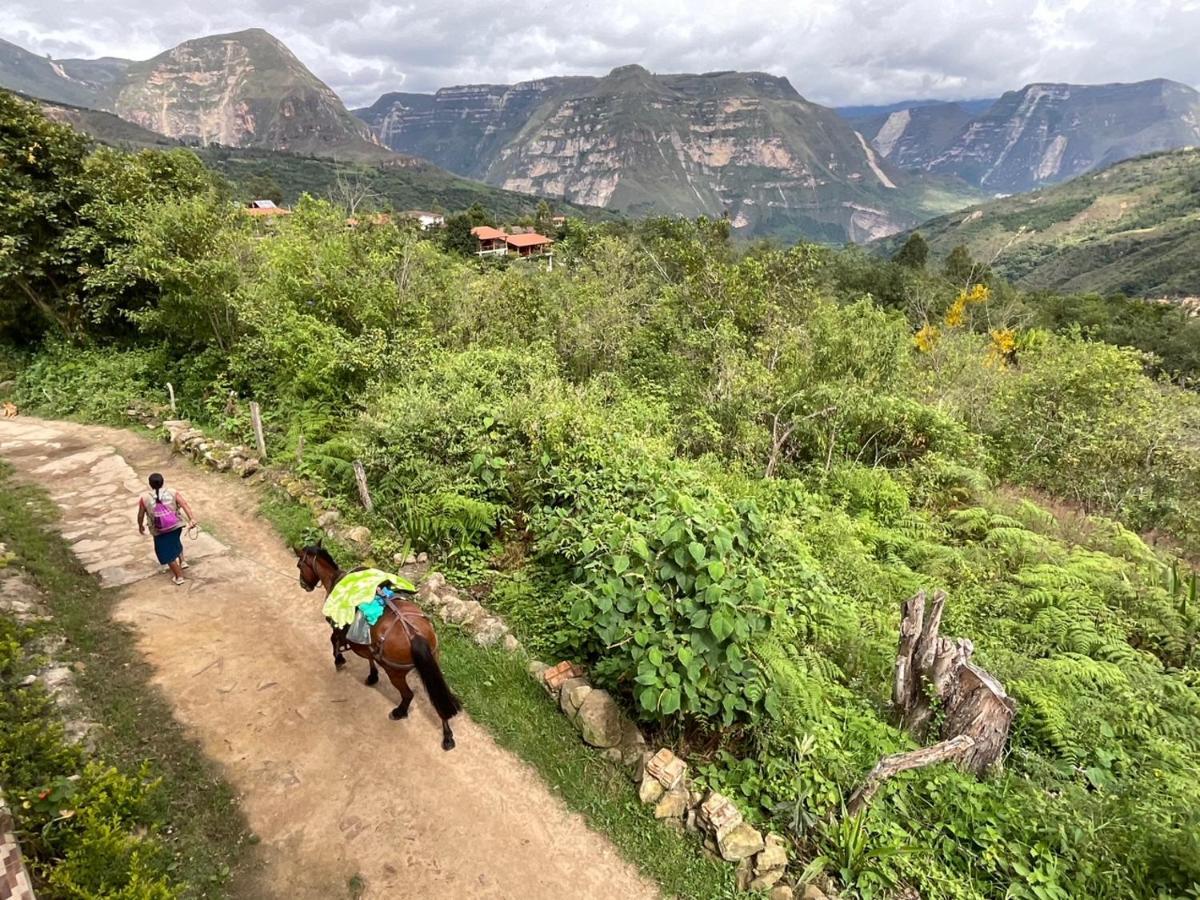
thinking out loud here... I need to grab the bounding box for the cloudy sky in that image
[4,0,1199,108]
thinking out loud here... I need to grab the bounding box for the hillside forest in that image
[2,91,1199,899]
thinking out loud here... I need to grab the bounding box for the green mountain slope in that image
[33,94,180,149]
[197,147,613,220]
[880,148,1200,296]
[0,36,108,107]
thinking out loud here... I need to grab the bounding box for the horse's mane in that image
[303,544,339,570]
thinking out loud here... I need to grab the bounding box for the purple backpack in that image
[151,494,179,532]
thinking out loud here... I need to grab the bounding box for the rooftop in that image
[506,232,554,247]
[472,226,508,240]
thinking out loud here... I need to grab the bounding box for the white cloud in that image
[2,0,1197,106]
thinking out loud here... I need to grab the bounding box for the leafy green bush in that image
[0,617,180,898]
[13,344,165,423]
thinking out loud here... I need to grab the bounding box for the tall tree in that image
[0,92,91,340]
[892,232,929,270]
[943,244,980,286]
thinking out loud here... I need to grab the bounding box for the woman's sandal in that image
[172,576,185,586]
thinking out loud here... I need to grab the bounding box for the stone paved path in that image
[0,416,659,900]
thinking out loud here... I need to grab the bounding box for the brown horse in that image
[295,544,460,750]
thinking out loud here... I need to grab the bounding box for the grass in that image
[257,487,740,900]
[0,461,259,898]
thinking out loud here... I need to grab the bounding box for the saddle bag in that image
[346,610,372,645]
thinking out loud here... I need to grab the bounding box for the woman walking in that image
[137,473,197,585]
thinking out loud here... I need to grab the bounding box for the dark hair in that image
[148,472,164,502]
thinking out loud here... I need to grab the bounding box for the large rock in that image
[442,598,486,627]
[718,822,765,861]
[317,510,341,527]
[559,677,592,718]
[799,886,826,900]
[698,790,743,839]
[527,660,549,682]
[574,689,626,748]
[772,887,796,900]
[755,833,789,873]
[653,784,690,820]
[470,617,509,647]
[344,525,371,546]
[751,869,787,891]
[638,771,665,805]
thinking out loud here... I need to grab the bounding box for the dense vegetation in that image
[879,148,1200,297]
[3,92,1199,899]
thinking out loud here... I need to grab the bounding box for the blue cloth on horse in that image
[360,597,385,625]
[152,527,184,565]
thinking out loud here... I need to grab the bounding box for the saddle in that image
[337,587,425,671]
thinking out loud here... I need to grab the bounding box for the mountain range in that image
[354,67,977,242]
[4,28,1200,245]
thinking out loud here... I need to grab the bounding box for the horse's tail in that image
[410,634,461,721]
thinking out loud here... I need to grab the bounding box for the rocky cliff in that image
[861,80,1200,194]
[358,66,932,242]
[855,103,974,170]
[0,30,386,159]
[112,29,385,158]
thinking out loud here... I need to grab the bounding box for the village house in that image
[471,225,509,256]
[402,210,446,230]
[505,232,555,258]
[242,199,291,218]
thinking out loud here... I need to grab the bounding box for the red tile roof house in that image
[242,199,291,218]
[506,232,555,257]
[471,225,509,256]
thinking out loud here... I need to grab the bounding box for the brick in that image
[542,660,585,691]
[646,747,687,789]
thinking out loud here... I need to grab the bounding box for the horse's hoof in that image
[442,736,456,751]
[334,656,346,670]
[366,672,379,686]
[390,707,409,720]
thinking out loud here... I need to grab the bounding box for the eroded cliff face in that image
[113,29,380,156]
[925,80,1200,193]
[360,66,911,241]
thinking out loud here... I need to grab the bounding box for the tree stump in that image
[892,590,1015,774]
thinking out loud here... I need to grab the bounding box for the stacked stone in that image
[417,572,521,653]
[162,420,260,478]
[527,659,799,895]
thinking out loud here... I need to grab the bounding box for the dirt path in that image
[0,416,659,900]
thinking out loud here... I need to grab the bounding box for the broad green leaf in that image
[688,541,706,564]
[661,688,681,715]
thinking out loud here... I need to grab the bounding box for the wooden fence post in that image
[249,401,267,459]
[166,382,176,414]
[352,460,373,512]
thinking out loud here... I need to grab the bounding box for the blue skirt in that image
[153,528,184,565]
